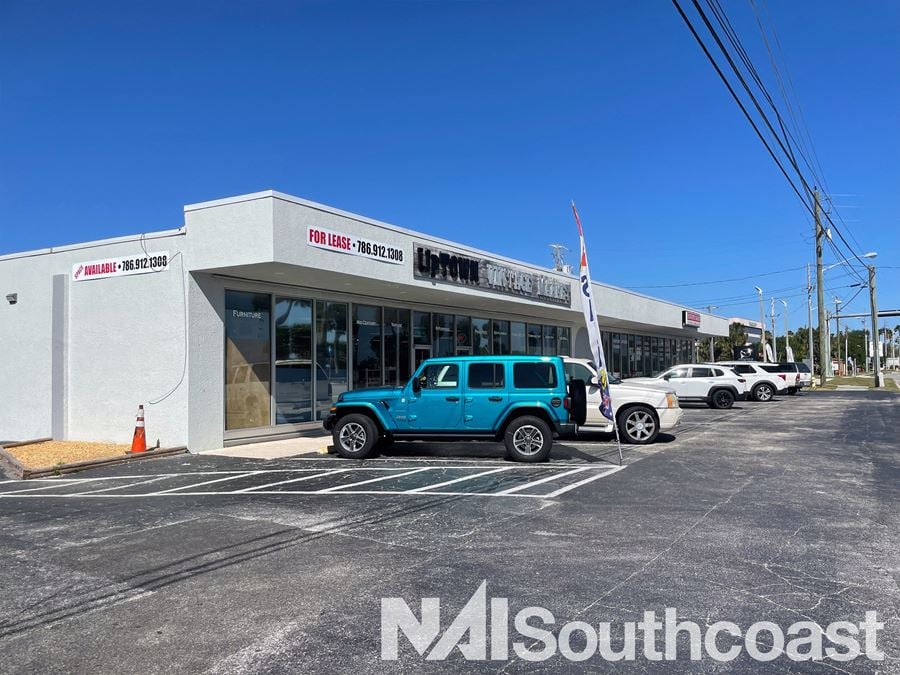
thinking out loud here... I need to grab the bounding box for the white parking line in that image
[540,465,626,498]
[403,467,512,493]
[317,467,431,492]
[152,471,265,494]
[493,467,591,495]
[232,469,352,493]
[0,479,93,494]
[72,475,176,495]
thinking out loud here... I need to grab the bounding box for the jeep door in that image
[408,362,464,430]
[463,362,508,430]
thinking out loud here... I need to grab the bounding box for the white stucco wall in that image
[0,231,189,446]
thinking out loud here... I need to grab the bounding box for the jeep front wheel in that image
[333,414,378,459]
[504,416,552,462]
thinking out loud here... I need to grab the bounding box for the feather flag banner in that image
[572,202,614,422]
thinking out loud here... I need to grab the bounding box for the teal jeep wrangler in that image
[324,355,586,462]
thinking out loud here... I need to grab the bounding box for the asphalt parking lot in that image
[1,390,898,673]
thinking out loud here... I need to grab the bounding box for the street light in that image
[754,287,766,362]
[779,299,790,361]
[822,252,877,273]
[706,305,718,361]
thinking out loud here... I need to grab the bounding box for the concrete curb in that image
[0,444,189,480]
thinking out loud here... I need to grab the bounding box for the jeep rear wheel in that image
[504,416,552,462]
[333,414,378,459]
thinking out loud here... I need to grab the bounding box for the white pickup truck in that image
[562,357,683,445]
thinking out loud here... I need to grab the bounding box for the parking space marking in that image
[0,464,626,500]
[153,471,266,494]
[233,469,352,493]
[403,467,512,493]
[541,465,626,498]
[318,467,432,492]
[493,467,591,495]
[72,475,176,495]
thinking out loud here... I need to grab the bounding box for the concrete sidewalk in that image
[199,435,332,460]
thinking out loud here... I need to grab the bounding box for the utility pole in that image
[781,299,790,361]
[844,327,849,374]
[770,297,777,362]
[755,287,766,362]
[869,264,883,387]
[814,189,828,384]
[806,264,814,373]
[706,305,718,361]
[834,297,842,374]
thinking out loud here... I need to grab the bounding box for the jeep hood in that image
[339,386,404,402]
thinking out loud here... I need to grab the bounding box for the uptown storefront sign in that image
[414,244,571,307]
[307,226,404,265]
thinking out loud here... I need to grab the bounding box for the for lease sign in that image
[307,226,404,265]
[72,251,170,282]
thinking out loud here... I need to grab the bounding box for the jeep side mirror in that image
[411,377,421,393]
[590,376,600,386]
[663,374,671,380]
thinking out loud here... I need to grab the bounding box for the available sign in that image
[307,226,404,265]
[682,310,702,327]
[72,251,170,282]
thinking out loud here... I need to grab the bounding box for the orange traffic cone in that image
[131,404,147,453]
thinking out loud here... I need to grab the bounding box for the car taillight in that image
[737,377,746,383]
[563,396,571,410]
[778,374,786,380]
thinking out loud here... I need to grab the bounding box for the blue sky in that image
[1,0,898,328]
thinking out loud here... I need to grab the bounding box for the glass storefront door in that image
[225,291,272,430]
[353,305,383,389]
[274,297,313,424]
[384,307,411,386]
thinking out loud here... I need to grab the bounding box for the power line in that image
[673,0,872,278]
[623,264,807,289]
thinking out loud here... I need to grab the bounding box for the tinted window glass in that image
[564,362,594,383]
[666,368,689,379]
[760,365,781,373]
[797,363,811,373]
[691,367,713,377]
[733,364,754,374]
[468,363,505,389]
[513,362,558,389]
[419,363,458,389]
[713,368,726,376]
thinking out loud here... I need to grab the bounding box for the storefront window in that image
[225,291,271,430]
[274,297,313,424]
[493,320,510,354]
[315,301,348,420]
[558,327,571,356]
[612,333,622,377]
[455,315,471,354]
[384,307,411,386]
[353,305,382,389]
[542,325,558,355]
[472,318,491,355]
[628,334,636,377]
[526,324,542,355]
[510,322,526,355]
[634,336,644,376]
[413,311,431,345]
[433,313,454,357]
[643,336,651,375]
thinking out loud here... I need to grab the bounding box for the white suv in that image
[562,357,683,445]
[714,361,787,402]
[628,364,747,409]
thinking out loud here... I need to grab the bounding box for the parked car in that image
[714,361,787,402]
[324,355,583,462]
[627,364,747,409]
[765,362,810,394]
[759,363,803,394]
[562,357,682,444]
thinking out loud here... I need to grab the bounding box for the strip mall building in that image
[0,191,728,451]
